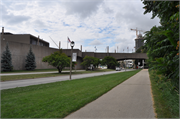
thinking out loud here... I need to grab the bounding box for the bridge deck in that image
[62,49,148,60]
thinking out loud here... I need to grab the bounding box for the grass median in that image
[1,69,114,82]
[1,69,141,118]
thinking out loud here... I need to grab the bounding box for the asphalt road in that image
[65,69,156,118]
[0,70,85,76]
[1,69,135,90]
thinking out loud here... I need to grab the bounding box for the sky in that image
[0,0,160,53]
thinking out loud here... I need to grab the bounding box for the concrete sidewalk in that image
[65,69,156,118]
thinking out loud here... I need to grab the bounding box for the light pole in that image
[125,59,126,71]
[70,41,75,80]
[125,56,126,71]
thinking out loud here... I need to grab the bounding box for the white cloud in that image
[0,0,160,53]
[63,0,104,19]
[33,20,47,29]
[89,39,103,46]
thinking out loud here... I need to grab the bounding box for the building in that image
[1,27,49,47]
[1,27,148,70]
[135,34,144,51]
[0,27,57,70]
[124,59,134,68]
[0,27,85,70]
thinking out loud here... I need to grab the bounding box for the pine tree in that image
[1,42,13,71]
[25,46,36,70]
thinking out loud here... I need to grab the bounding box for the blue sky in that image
[0,0,160,52]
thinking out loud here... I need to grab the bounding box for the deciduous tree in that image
[101,56,117,69]
[142,1,179,90]
[42,50,70,73]
[81,56,100,70]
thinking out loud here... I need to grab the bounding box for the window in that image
[39,42,43,46]
[30,39,37,45]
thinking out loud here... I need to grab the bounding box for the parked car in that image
[115,67,121,71]
[87,66,94,70]
[139,66,144,69]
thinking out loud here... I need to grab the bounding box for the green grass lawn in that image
[1,69,114,82]
[149,70,179,118]
[1,69,141,118]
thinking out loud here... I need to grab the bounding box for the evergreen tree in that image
[1,42,13,71]
[25,46,36,70]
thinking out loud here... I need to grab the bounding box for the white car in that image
[139,66,144,69]
[116,67,121,71]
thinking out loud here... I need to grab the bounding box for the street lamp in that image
[70,41,75,80]
[125,56,126,72]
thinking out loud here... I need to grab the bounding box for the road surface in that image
[0,70,85,76]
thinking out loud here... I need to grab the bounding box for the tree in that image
[117,62,121,67]
[42,50,70,73]
[81,56,100,70]
[25,46,36,70]
[93,57,100,68]
[101,56,117,69]
[1,42,13,71]
[121,61,125,68]
[142,1,179,90]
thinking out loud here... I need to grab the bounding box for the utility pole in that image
[59,41,61,49]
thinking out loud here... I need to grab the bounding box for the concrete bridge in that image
[62,49,148,69]
[84,52,148,60]
[62,49,148,60]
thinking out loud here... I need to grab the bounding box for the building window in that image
[39,42,43,46]
[30,38,37,45]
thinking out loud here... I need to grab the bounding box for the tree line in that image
[81,55,120,70]
[43,52,120,72]
[142,1,179,91]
